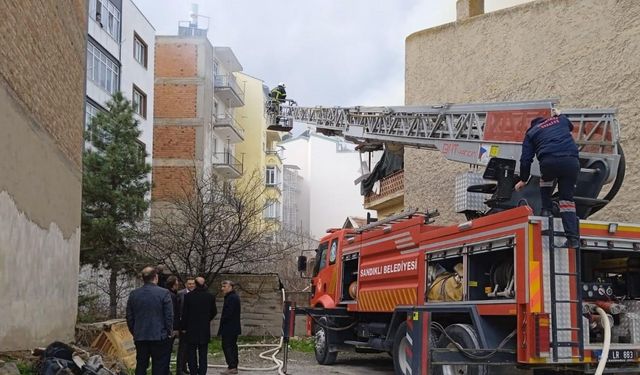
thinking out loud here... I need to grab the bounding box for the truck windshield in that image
[313,242,329,277]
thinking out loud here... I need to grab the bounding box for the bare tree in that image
[256,228,318,291]
[140,168,302,285]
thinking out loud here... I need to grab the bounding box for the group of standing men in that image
[126,266,242,375]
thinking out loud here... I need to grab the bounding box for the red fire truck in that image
[271,100,640,374]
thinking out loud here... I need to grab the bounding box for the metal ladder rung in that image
[555,342,580,347]
[546,216,584,362]
[541,230,568,236]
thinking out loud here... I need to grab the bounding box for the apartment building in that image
[85,0,155,164]
[234,73,283,229]
[152,20,245,203]
[280,131,370,239]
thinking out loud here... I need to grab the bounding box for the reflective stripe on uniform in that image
[540,180,555,187]
[559,200,576,212]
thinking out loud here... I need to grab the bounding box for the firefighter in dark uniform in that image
[515,109,581,248]
[269,83,287,124]
[270,83,287,103]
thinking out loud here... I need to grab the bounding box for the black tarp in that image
[360,146,404,196]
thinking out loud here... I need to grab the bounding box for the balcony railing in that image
[212,151,243,177]
[213,113,245,142]
[214,74,244,106]
[364,170,404,205]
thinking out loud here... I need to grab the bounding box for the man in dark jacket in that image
[515,110,581,248]
[181,277,217,375]
[165,276,181,374]
[176,277,196,375]
[218,280,241,375]
[126,266,174,375]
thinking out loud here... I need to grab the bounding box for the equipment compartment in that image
[467,248,515,301]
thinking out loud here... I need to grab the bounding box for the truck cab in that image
[310,229,352,308]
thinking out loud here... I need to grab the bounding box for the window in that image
[313,242,329,276]
[85,102,102,144]
[133,33,147,67]
[132,86,147,118]
[264,200,281,219]
[90,0,120,41]
[266,166,280,186]
[329,239,338,265]
[134,139,147,164]
[266,167,276,186]
[85,102,100,130]
[87,42,119,94]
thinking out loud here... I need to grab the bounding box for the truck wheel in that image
[314,316,337,365]
[392,322,410,374]
[434,324,487,375]
[392,321,438,375]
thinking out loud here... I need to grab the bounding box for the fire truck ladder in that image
[544,216,584,362]
[268,99,622,183]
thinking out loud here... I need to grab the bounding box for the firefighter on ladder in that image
[515,109,581,248]
[268,83,287,124]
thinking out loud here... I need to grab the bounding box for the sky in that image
[134,0,533,108]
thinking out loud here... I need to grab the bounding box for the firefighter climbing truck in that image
[269,100,640,374]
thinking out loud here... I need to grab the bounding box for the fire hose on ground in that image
[594,306,611,375]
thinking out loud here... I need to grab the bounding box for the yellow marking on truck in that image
[529,261,541,313]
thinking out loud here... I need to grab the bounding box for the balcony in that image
[212,151,243,179]
[265,149,283,164]
[363,170,405,213]
[214,74,244,107]
[213,114,244,143]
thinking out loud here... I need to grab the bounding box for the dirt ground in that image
[205,347,394,375]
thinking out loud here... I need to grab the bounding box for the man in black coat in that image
[126,267,174,375]
[176,277,196,375]
[218,280,241,375]
[181,277,217,375]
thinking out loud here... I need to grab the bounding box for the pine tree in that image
[81,92,151,318]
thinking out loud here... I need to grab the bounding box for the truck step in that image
[343,340,372,348]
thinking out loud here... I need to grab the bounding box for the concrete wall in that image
[405,0,640,224]
[0,1,86,350]
[234,73,267,177]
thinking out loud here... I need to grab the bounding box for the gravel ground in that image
[205,347,394,375]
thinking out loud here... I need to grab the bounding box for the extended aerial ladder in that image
[268,99,640,374]
[267,99,625,218]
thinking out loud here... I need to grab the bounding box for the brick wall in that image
[154,84,197,118]
[0,0,86,169]
[405,0,640,224]
[152,166,195,201]
[153,126,196,159]
[155,43,197,78]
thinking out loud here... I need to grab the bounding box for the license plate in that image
[593,349,638,362]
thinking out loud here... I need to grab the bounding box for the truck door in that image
[311,238,340,307]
